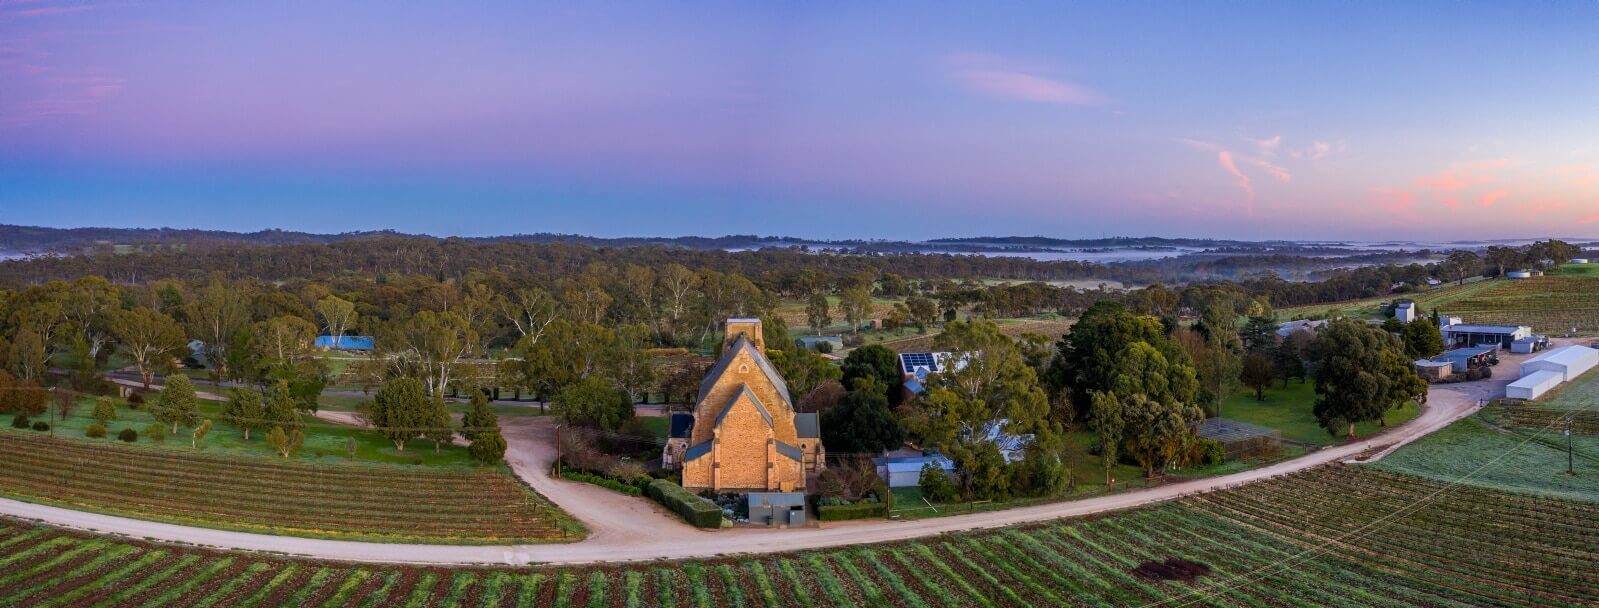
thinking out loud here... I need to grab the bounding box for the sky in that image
[3,2,1599,241]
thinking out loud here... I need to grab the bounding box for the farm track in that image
[3,465,1596,606]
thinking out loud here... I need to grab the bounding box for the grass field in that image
[1551,261,1599,277]
[0,431,580,544]
[1276,277,1496,320]
[0,465,1595,606]
[42,393,481,466]
[1278,271,1599,334]
[1375,411,1599,503]
[1218,381,1422,446]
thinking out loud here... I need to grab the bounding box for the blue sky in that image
[3,2,1598,239]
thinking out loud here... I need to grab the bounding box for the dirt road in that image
[5,348,1544,565]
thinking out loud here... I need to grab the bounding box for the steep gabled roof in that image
[714,386,774,430]
[683,440,713,462]
[794,413,820,439]
[697,334,792,406]
[775,440,803,462]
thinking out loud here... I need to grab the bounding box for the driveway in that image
[1,347,1548,566]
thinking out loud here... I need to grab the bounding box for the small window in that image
[738,363,750,374]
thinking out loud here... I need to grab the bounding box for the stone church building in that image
[663,318,823,492]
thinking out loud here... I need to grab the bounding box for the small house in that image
[1393,301,1417,323]
[1275,319,1327,340]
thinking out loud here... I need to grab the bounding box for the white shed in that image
[1506,270,1534,279]
[1520,345,1599,381]
[1507,370,1564,400]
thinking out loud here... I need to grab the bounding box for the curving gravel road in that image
[3,346,1549,566]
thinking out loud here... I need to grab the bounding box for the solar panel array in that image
[900,352,939,373]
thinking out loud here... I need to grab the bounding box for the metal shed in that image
[747,492,807,527]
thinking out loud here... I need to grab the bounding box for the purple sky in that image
[3,2,1598,240]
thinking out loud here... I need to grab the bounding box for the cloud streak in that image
[946,53,1105,106]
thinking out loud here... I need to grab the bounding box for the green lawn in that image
[35,394,482,466]
[1220,381,1422,446]
[1277,277,1495,320]
[1374,411,1599,502]
[1538,366,1599,412]
[1551,261,1599,277]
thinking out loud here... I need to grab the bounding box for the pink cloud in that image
[1518,198,1567,216]
[1440,197,1460,210]
[1248,135,1281,157]
[1414,168,1493,192]
[1579,212,1599,225]
[946,53,1105,106]
[1216,150,1255,214]
[1477,189,1507,207]
[1249,158,1292,183]
[1371,188,1416,214]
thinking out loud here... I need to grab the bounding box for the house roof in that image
[794,412,820,439]
[1414,360,1453,368]
[714,386,774,430]
[774,440,803,462]
[1524,345,1599,368]
[746,492,806,507]
[668,413,695,439]
[683,441,713,462]
[697,334,792,406]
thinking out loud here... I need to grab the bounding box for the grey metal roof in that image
[697,334,792,406]
[668,413,695,439]
[794,412,820,439]
[683,440,713,462]
[1193,418,1281,443]
[1437,347,1496,360]
[746,492,806,507]
[714,386,773,430]
[775,440,803,462]
[1443,324,1526,334]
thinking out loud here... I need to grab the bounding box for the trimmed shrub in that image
[818,501,887,521]
[565,470,644,496]
[143,423,167,443]
[919,462,958,502]
[11,414,30,429]
[118,428,138,442]
[127,392,145,408]
[30,421,48,432]
[85,423,108,438]
[645,479,724,528]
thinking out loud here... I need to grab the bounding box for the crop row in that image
[0,433,573,544]
[3,465,1594,606]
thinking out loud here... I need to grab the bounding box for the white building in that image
[1393,301,1417,323]
[1508,345,1599,400]
[1440,324,1533,349]
[1520,345,1599,381]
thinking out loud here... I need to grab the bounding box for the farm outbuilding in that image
[1433,347,1497,373]
[1440,324,1533,349]
[1507,370,1564,400]
[1194,418,1282,460]
[1507,270,1534,279]
[1519,345,1599,381]
[315,335,375,350]
[873,454,955,488]
[1573,258,1591,264]
[1415,359,1453,381]
[1511,336,1547,354]
[747,492,808,527]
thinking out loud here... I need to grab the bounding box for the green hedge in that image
[818,501,886,521]
[564,470,643,496]
[645,479,724,528]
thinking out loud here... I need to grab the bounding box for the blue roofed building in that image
[315,335,375,351]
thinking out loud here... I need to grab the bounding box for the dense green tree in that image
[222,388,264,440]
[153,375,199,434]
[1308,320,1404,438]
[1400,319,1445,359]
[905,295,938,332]
[820,376,905,454]
[423,394,454,454]
[1274,330,1311,386]
[1240,313,1280,353]
[369,377,430,451]
[1050,301,1191,419]
[1240,351,1276,401]
[461,392,506,464]
[840,344,903,404]
[109,308,185,388]
[1088,391,1123,485]
[918,461,958,502]
[768,347,842,399]
[551,376,632,430]
[185,280,250,380]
